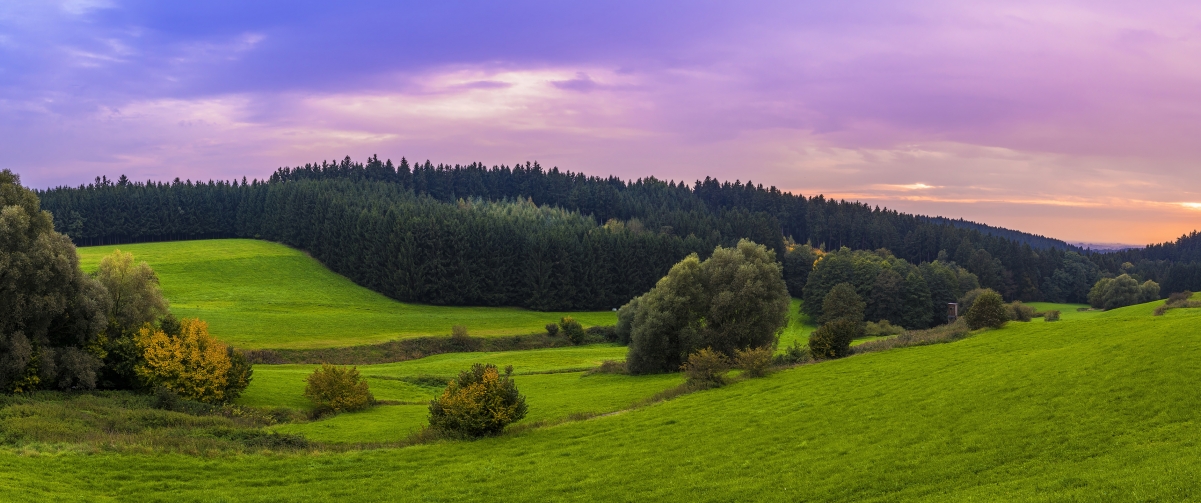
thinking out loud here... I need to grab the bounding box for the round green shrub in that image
[965,290,1008,330]
[808,319,862,359]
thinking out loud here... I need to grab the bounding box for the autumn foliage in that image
[428,363,527,437]
[135,318,251,403]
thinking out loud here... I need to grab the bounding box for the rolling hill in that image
[4,300,1198,500]
[76,239,617,349]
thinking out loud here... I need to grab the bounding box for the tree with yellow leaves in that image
[428,363,527,437]
[135,318,250,403]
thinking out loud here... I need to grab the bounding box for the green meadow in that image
[241,345,681,443]
[77,239,617,349]
[3,300,1200,500]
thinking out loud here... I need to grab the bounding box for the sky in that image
[2,1,1199,246]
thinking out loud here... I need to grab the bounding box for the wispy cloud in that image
[3,1,1201,244]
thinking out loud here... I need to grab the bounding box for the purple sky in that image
[3,1,1200,244]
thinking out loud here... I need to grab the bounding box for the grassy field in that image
[3,300,1199,500]
[239,344,682,444]
[76,239,617,349]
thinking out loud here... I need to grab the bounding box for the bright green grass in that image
[4,302,1201,500]
[238,345,632,409]
[1024,302,1102,321]
[776,298,816,351]
[273,372,683,444]
[76,239,616,349]
[244,344,677,444]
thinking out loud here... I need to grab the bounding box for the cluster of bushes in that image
[1088,274,1160,310]
[802,247,981,331]
[621,240,791,374]
[0,170,251,401]
[1154,291,1200,316]
[851,319,972,355]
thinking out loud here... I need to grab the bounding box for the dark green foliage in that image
[867,269,903,325]
[900,272,933,329]
[681,348,730,387]
[0,170,110,393]
[1041,252,1102,303]
[558,317,585,345]
[428,363,527,437]
[627,240,790,374]
[820,283,865,324]
[808,319,861,359]
[773,340,811,365]
[1006,301,1035,322]
[614,296,640,345]
[804,248,975,329]
[544,323,559,336]
[958,288,989,315]
[1088,274,1160,310]
[40,158,1193,315]
[585,325,618,342]
[965,290,1008,330]
[1044,310,1061,322]
[782,242,818,297]
[224,348,253,401]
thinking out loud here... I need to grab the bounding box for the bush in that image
[1168,291,1194,303]
[851,319,970,355]
[449,325,480,351]
[585,325,618,342]
[304,364,374,414]
[1154,291,1201,316]
[545,323,560,336]
[1006,301,1035,322]
[958,288,989,314]
[808,319,862,359]
[1088,274,1160,310]
[587,360,627,375]
[428,363,527,437]
[1044,310,1061,322]
[965,290,1008,330]
[136,318,246,404]
[681,348,730,387]
[773,340,811,365]
[733,346,774,378]
[864,320,905,337]
[559,317,585,345]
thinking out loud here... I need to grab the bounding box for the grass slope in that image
[4,302,1200,500]
[240,344,680,444]
[77,239,616,349]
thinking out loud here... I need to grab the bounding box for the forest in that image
[36,156,1201,310]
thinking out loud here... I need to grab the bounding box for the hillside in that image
[77,239,616,349]
[3,301,1198,500]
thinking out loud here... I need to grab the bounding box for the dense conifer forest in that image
[36,156,1201,309]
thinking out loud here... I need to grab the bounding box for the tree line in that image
[35,156,1201,308]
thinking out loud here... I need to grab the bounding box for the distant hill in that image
[31,157,1201,303]
[924,216,1082,251]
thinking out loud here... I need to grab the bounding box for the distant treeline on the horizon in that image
[35,156,1201,309]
